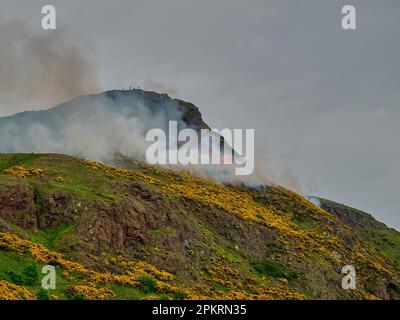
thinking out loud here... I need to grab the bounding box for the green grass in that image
[0,247,164,300]
[110,284,172,300]
[138,275,157,293]
[366,227,400,267]
[196,222,246,264]
[146,227,176,237]
[109,285,147,300]
[111,275,174,299]
[211,243,243,263]
[250,259,298,281]
[0,249,71,299]
[293,218,315,230]
[0,153,43,170]
[27,223,76,250]
[36,162,121,202]
[0,153,126,203]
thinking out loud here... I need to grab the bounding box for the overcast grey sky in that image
[1,0,399,228]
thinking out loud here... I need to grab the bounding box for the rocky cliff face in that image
[0,153,399,300]
[320,198,387,230]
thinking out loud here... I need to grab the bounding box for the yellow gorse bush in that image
[185,258,306,300]
[65,285,114,300]
[1,158,396,300]
[0,232,187,299]
[85,161,347,258]
[3,166,44,178]
[82,159,400,281]
[84,159,157,184]
[55,176,65,182]
[0,280,36,300]
[0,231,307,299]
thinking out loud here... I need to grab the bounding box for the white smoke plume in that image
[0,19,98,116]
[0,18,306,195]
[0,92,183,162]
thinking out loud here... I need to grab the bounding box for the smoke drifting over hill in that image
[0,91,180,160]
[0,19,98,116]
[0,89,276,187]
[0,18,288,190]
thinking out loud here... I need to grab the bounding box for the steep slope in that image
[0,153,399,300]
[320,199,400,277]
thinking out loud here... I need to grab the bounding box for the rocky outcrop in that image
[320,198,387,230]
[0,185,36,229]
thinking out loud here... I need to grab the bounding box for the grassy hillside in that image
[0,153,399,300]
